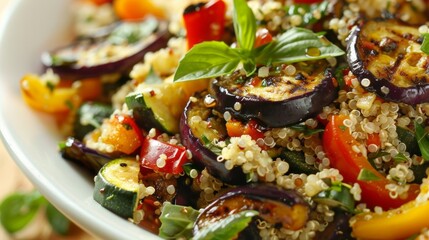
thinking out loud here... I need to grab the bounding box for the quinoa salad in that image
[19,0,429,239]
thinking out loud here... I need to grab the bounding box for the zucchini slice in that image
[347,19,429,105]
[93,158,140,219]
[126,90,178,134]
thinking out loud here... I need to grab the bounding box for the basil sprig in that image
[174,0,345,82]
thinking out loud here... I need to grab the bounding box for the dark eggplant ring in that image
[180,92,247,185]
[42,20,170,80]
[347,20,429,105]
[210,67,337,128]
[195,184,310,234]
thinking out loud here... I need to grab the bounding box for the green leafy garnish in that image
[421,33,429,55]
[414,120,429,161]
[285,1,329,27]
[193,210,259,240]
[0,191,69,235]
[357,168,381,181]
[158,202,200,239]
[145,66,163,84]
[289,123,324,136]
[108,17,158,45]
[393,152,408,163]
[46,203,70,235]
[313,181,356,213]
[367,151,390,161]
[0,191,45,233]
[174,0,344,82]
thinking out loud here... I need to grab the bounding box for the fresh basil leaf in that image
[193,210,259,240]
[255,27,345,65]
[414,121,429,161]
[233,0,256,51]
[159,202,200,239]
[357,168,381,181]
[46,203,70,235]
[145,66,163,84]
[174,42,242,82]
[0,191,46,233]
[420,33,429,55]
[242,58,256,76]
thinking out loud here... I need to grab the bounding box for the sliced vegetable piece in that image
[183,0,226,49]
[347,19,429,105]
[323,115,419,209]
[93,159,140,218]
[126,79,208,134]
[280,149,318,175]
[20,74,80,113]
[351,178,429,239]
[195,184,310,236]
[140,138,188,175]
[210,61,337,127]
[113,0,166,20]
[315,211,353,240]
[42,17,170,80]
[180,91,247,185]
[60,137,113,173]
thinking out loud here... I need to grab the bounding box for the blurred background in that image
[0,0,94,239]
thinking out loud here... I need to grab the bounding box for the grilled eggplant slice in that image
[347,19,429,105]
[42,17,170,80]
[194,184,310,237]
[180,91,247,185]
[210,61,337,128]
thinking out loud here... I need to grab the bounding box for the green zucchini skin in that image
[125,92,178,134]
[93,159,140,219]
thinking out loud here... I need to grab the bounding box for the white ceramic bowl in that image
[0,0,160,239]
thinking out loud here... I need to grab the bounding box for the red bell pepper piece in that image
[183,0,226,49]
[323,114,419,209]
[140,138,188,175]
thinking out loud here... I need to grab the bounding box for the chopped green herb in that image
[357,168,381,181]
[285,1,329,27]
[367,151,390,161]
[393,152,408,163]
[145,66,163,84]
[290,124,324,136]
[414,120,429,161]
[339,125,347,131]
[313,181,356,213]
[420,34,429,54]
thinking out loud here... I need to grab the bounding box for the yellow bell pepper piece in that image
[351,179,429,240]
[20,74,80,113]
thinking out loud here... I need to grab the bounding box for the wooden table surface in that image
[0,0,94,239]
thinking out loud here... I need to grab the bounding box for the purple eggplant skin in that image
[41,20,171,80]
[315,211,354,240]
[346,20,429,105]
[60,137,113,173]
[210,69,338,128]
[195,184,310,235]
[180,95,247,185]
